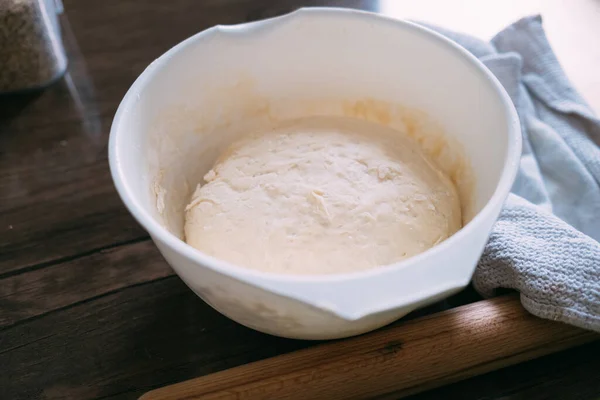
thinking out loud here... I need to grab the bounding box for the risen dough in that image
[184,117,461,275]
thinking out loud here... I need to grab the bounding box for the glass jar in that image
[0,0,67,93]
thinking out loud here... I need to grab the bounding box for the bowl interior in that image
[113,9,513,253]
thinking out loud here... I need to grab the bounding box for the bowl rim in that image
[109,7,522,286]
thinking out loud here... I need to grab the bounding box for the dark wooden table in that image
[1,1,599,399]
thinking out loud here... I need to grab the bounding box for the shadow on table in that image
[0,91,43,130]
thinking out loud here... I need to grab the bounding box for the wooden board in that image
[140,295,598,400]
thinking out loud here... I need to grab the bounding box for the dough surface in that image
[184,117,461,275]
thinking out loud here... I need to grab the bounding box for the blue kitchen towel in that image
[430,16,600,331]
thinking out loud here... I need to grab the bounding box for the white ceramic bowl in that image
[109,8,521,340]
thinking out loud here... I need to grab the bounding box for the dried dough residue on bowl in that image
[147,76,474,241]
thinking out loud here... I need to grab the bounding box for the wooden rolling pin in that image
[141,295,598,400]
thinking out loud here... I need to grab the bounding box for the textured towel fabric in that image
[428,16,600,332]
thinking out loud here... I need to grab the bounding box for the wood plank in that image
[0,152,148,275]
[404,341,600,400]
[139,296,598,400]
[0,240,173,327]
[0,91,148,274]
[0,277,310,400]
